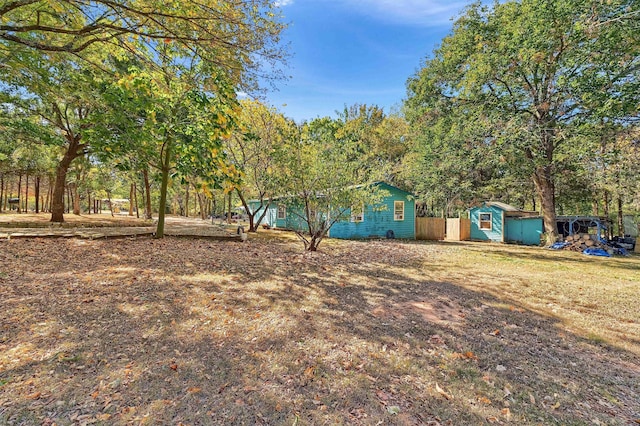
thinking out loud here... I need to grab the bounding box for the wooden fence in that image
[446,218,471,241]
[416,217,445,240]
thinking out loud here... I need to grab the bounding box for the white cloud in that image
[274,0,294,6]
[345,0,467,25]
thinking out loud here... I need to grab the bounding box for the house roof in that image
[247,181,413,204]
[472,201,539,217]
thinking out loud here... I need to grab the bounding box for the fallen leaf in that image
[169,362,178,371]
[27,392,41,399]
[529,393,536,404]
[387,405,400,415]
[435,383,452,400]
[501,407,511,420]
[187,387,201,394]
[303,366,316,379]
[376,390,390,401]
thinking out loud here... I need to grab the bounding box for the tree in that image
[405,0,640,243]
[336,104,409,186]
[0,0,286,90]
[89,62,242,237]
[1,51,103,221]
[277,117,384,251]
[226,99,291,232]
[1,1,287,223]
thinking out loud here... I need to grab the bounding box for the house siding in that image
[329,184,415,239]
[248,183,415,240]
[505,217,543,246]
[470,205,504,242]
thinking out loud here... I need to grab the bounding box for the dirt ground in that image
[0,230,639,425]
[0,213,151,227]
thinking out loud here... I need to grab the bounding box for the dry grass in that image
[0,232,638,425]
[0,213,152,228]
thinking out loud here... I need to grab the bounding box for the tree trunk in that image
[236,189,256,232]
[185,183,189,217]
[532,166,557,245]
[195,186,207,220]
[44,180,50,213]
[17,174,22,213]
[86,191,91,214]
[227,192,232,224]
[129,182,135,216]
[24,174,29,212]
[107,191,114,217]
[155,140,172,238]
[71,182,80,215]
[66,185,71,213]
[143,168,152,220]
[0,173,3,213]
[50,136,84,222]
[3,177,8,211]
[603,191,610,240]
[617,195,624,237]
[236,189,270,233]
[35,176,40,213]
[134,182,139,218]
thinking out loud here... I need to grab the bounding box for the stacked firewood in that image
[562,233,607,252]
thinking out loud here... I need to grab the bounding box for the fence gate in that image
[446,218,471,241]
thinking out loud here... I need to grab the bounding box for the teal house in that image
[248,182,416,240]
[469,202,543,246]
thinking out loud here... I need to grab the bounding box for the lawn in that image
[0,233,638,425]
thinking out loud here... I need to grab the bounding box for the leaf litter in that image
[0,234,638,425]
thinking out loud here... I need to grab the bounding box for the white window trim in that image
[277,204,286,220]
[350,205,364,223]
[479,212,492,230]
[394,201,405,221]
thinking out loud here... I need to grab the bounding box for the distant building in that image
[248,182,416,240]
[469,202,543,245]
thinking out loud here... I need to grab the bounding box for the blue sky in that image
[259,0,469,122]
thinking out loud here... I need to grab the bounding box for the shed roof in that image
[483,201,522,212]
[473,201,539,217]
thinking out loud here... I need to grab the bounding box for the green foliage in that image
[225,99,293,231]
[0,0,287,90]
[276,116,386,251]
[404,0,640,230]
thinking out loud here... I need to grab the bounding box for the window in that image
[479,212,492,230]
[350,204,364,222]
[277,204,286,220]
[394,201,404,221]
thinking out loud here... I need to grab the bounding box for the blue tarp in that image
[583,248,612,257]
[549,242,570,250]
